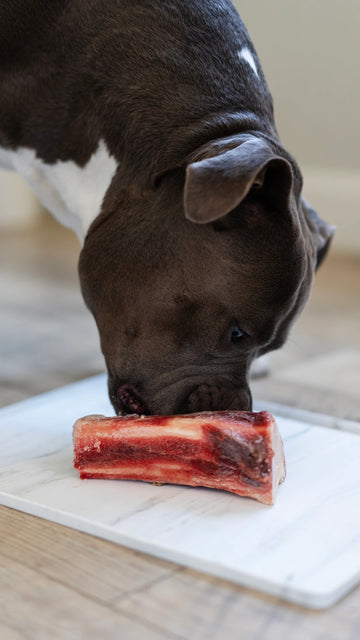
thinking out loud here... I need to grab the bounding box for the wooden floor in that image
[1,217,360,639]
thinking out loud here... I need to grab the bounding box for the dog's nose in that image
[116,384,151,415]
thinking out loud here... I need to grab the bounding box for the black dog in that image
[0,0,334,415]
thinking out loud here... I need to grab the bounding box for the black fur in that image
[0,0,334,414]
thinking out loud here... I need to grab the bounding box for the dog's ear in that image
[184,138,293,224]
[301,198,335,269]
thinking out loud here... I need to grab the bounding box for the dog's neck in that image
[0,0,276,241]
[0,140,117,241]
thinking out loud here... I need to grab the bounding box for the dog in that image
[0,0,334,415]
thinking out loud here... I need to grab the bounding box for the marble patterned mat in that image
[1,374,360,609]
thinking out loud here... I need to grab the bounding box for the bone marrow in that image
[73,411,286,505]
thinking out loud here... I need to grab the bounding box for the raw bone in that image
[73,411,286,505]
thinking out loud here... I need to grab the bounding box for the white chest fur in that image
[0,140,117,242]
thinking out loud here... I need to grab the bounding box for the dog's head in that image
[79,135,334,415]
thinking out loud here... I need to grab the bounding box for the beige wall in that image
[234,0,360,171]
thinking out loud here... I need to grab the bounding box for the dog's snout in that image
[116,384,151,415]
[183,383,252,414]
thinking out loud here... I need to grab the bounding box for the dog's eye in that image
[230,323,244,343]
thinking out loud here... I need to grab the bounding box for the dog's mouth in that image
[111,380,252,416]
[181,383,252,414]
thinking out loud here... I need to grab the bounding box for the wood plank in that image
[0,506,178,604]
[0,555,180,640]
[252,376,360,422]
[114,567,360,640]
